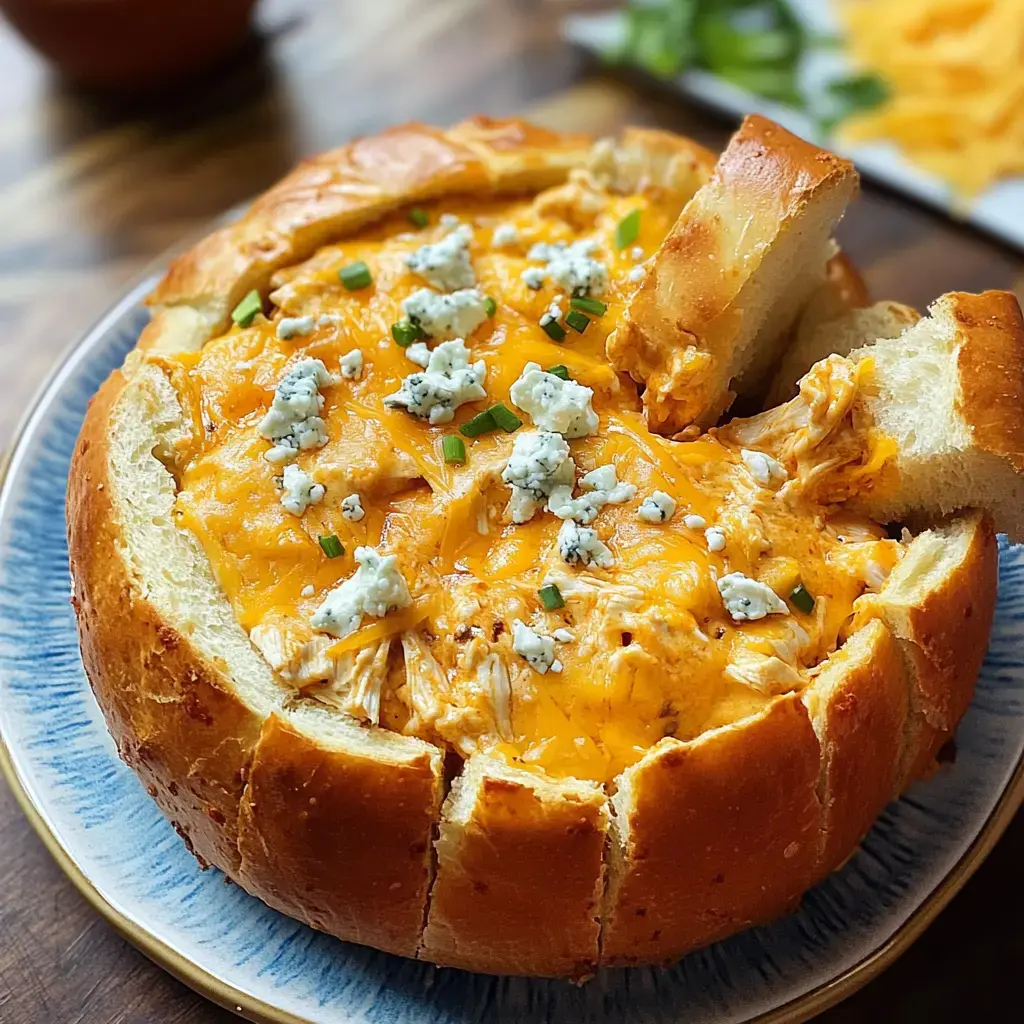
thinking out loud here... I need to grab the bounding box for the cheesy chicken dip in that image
[159,168,904,786]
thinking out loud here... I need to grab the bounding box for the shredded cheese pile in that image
[839,0,1024,197]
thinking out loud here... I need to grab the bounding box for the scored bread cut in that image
[606,114,859,434]
[420,754,609,978]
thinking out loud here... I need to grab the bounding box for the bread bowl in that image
[66,114,1022,978]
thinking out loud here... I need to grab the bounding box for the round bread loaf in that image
[67,116,1004,977]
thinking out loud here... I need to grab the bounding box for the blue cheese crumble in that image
[279,464,325,516]
[637,490,676,523]
[741,448,788,487]
[682,513,707,530]
[501,430,576,523]
[509,362,598,438]
[340,349,363,380]
[511,619,561,674]
[521,266,547,290]
[705,526,726,552]
[548,463,637,524]
[717,572,788,622]
[310,546,411,638]
[276,315,315,340]
[402,287,489,340]
[341,493,365,522]
[558,519,614,569]
[406,225,475,291]
[527,239,608,297]
[492,223,519,246]
[406,342,431,367]
[383,339,486,424]
[259,358,333,464]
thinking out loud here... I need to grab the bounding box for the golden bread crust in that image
[607,114,858,434]
[951,290,1024,473]
[68,372,268,873]
[804,619,909,876]
[237,709,444,958]
[420,758,609,977]
[601,695,822,965]
[149,117,592,337]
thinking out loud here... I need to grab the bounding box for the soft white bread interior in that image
[765,299,921,407]
[847,290,1024,538]
[606,113,859,435]
[420,753,609,978]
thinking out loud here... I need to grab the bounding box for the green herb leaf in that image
[790,583,815,614]
[565,309,590,334]
[616,209,642,250]
[487,403,523,433]
[484,296,497,318]
[231,289,262,328]
[459,409,497,438]
[570,296,607,317]
[538,583,565,611]
[339,260,372,291]
[546,364,571,381]
[408,207,429,228]
[319,534,345,559]
[442,435,466,465]
[541,318,567,342]
[391,320,424,347]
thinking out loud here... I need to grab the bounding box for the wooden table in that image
[1,1,1022,1020]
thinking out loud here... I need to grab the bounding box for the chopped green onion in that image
[570,296,607,317]
[319,534,345,559]
[339,260,372,291]
[615,209,642,250]
[459,409,497,438]
[408,207,429,228]
[790,583,815,615]
[538,584,565,611]
[231,289,262,327]
[541,319,566,342]
[442,435,466,465]
[391,319,423,347]
[565,310,590,334]
[487,403,523,433]
[546,364,571,380]
[484,296,497,318]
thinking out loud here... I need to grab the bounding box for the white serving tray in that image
[563,4,1024,250]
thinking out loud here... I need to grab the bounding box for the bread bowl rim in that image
[58,119,999,983]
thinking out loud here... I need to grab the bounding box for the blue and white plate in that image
[2,276,1024,1024]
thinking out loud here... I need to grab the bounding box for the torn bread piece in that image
[718,291,1024,539]
[420,753,609,978]
[846,291,1024,538]
[606,114,859,434]
[765,300,921,407]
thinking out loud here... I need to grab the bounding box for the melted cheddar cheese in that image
[161,179,903,784]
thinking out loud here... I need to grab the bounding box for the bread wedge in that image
[606,114,859,434]
[847,291,1024,538]
[420,754,609,977]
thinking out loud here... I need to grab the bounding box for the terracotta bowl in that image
[1,0,259,90]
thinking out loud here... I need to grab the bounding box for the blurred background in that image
[0,1,1021,1021]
